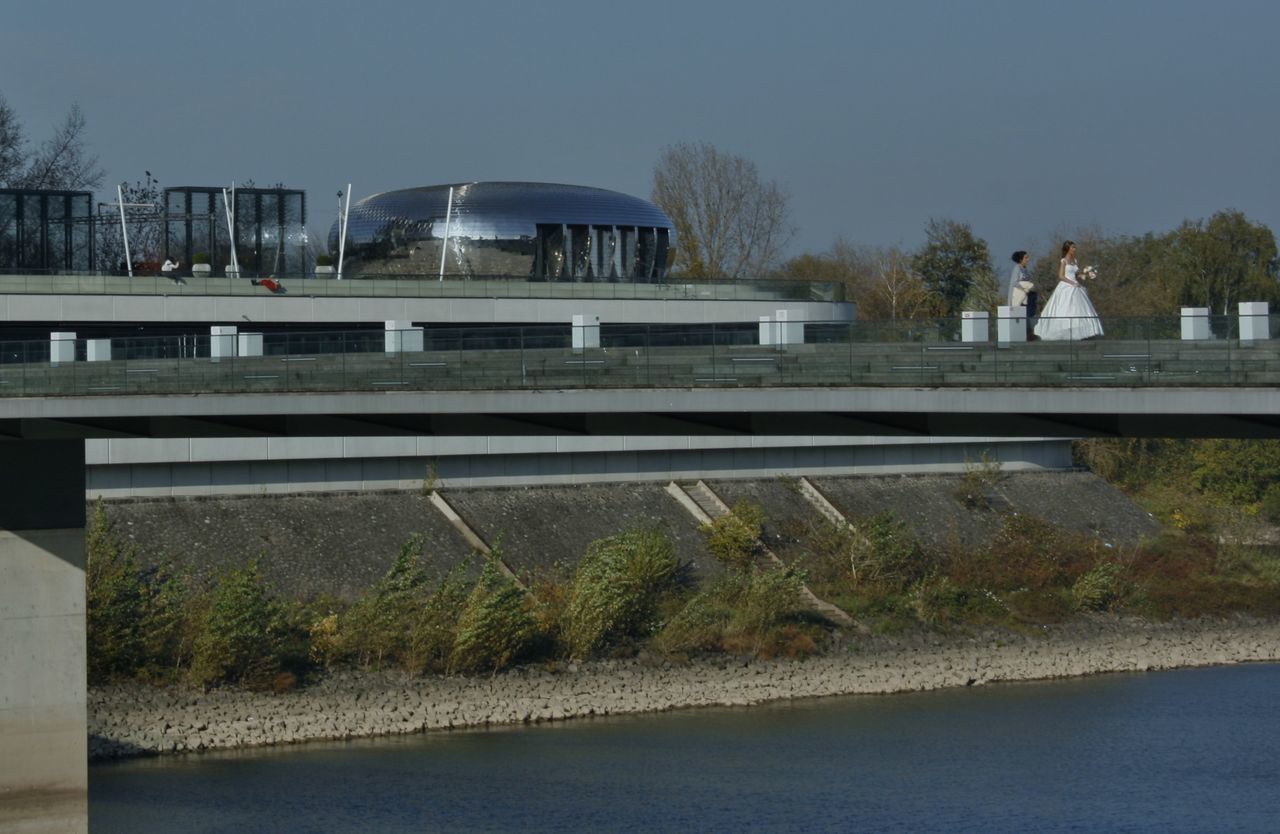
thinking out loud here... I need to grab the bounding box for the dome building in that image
[328,181,675,281]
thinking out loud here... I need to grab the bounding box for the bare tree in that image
[858,245,938,320]
[18,104,103,191]
[651,141,794,279]
[0,94,25,186]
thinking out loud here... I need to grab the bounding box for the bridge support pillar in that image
[0,440,87,833]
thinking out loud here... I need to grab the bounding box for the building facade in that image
[164,186,307,276]
[0,188,95,272]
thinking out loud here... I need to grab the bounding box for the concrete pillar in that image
[997,306,1027,345]
[86,339,113,362]
[237,332,263,357]
[572,314,600,352]
[961,311,989,343]
[0,440,87,832]
[50,332,76,366]
[210,325,237,362]
[1181,307,1210,340]
[1239,301,1270,343]
[384,320,424,355]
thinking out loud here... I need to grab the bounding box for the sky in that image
[2,0,1277,269]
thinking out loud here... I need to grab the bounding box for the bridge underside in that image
[3,407,1280,441]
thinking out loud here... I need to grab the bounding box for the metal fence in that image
[2,315,1277,398]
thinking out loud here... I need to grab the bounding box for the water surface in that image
[91,663,1280,832]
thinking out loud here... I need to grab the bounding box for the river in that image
[90,663,1280,832]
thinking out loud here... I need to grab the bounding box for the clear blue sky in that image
[3,0,1277,266]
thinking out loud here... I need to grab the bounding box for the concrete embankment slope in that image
[97,470,1160,599]
[89,616,1280,759]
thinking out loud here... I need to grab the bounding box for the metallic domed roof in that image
[331,181,674,250]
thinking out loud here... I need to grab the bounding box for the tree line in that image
[651,141,1280,320]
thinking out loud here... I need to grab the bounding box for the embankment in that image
[89,615,1280,760]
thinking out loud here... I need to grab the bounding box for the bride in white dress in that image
[1033,240,1104,340]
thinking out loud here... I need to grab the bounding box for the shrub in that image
[449,559,537,674]
[86,503,146,683]
[560,526,679,660]
[192,252,210,265]
[848,511,932,590]
[188,558,284,688]
[407,559,472,674]
[315,253,333,266]
[655,565,808,658]
[340,537,430,668]
[1072,562,1124,611]
[652,581,737,655]
[701,500,764,571]
[909,574,1005,627]
[1260,484,1280,523]
[953,452,1003,509]
[139,560,199,679]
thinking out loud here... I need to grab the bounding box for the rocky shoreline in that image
[89,615,1280,761]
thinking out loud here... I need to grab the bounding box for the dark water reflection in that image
[91,663,1280,833]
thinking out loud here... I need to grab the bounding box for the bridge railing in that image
[0,315,1276,398]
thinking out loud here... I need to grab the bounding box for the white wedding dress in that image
[1033,259,1104,340]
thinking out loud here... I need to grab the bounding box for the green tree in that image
[651,141,793,279]
[912,219,994,316]
[1169,210,1278,315]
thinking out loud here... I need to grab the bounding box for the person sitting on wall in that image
[161,257,184,284]
[251,276,285,294]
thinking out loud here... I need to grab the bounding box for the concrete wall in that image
[84,436,1074,498]
[0,288,854,327]
[0,441,87,832]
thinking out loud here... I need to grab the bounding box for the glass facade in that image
[164,187,307,276]
[0,188,95,272]
[328,182,675,281]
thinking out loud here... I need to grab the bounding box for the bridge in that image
[2,281,1277,829]
[3,322,1280,439]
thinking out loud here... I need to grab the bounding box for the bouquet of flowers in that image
[1080,265,1098,281]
